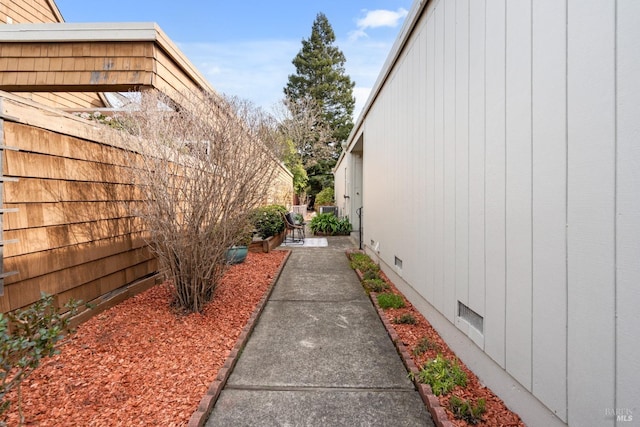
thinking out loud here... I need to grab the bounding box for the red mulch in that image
[3,250,287,427]
[376,270,525,427]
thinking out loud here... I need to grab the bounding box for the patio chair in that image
[283,212,305,244]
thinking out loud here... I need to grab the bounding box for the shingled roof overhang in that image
[0,22,215,100]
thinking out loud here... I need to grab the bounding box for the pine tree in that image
[284,12,355,197]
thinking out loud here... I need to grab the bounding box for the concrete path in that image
[206,236,433,427]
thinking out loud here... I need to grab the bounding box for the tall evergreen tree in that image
[284,12,355,197]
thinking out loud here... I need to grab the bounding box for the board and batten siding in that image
[347,0,640,425]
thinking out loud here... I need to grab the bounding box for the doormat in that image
[302,238,328,247]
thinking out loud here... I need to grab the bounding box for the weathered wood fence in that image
[0,92,293,321]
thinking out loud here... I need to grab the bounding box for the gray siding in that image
[339,0,640,425]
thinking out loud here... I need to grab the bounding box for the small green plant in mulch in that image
[1,294,81,423]
[376,293,406,310]
[393,313,417,325]
[417,354,467,396]
[349,253,379,273]
[412,337,441,355]
[361,269,380,281]
[363,278,389,293]
[449,395,486,424]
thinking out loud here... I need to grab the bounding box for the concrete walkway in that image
[205,236,433,427]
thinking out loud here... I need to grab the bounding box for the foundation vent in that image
[394,256,403,269]
[458,301,484,334]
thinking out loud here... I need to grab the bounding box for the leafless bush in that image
[117,90,281,313]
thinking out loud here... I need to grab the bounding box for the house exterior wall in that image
[0,0,105,109]
[336,0,640,425]
[0,0,61,24]
[333,157,347,218]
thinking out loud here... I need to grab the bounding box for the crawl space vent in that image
[458,301,484,334]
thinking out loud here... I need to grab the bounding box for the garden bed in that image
[3,251,288,427]
[348,250,525,427]
[248,231,285,253]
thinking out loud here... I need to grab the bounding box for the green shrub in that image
[1,294,81,420]
[449,396,486,424]
[349,253,379,272]
[337,216,352,234]
[417,354,467,396]
[314,187,334,207]
[393,313,417,324]
[412,337,440,355]
[309,213,351,235]
[363,278,389,293]
[250,204,287,238]
[377,293,406,309]
[310,213,337,234]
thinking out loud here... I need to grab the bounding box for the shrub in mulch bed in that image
[347,250,524,427]
[2,250,288,427]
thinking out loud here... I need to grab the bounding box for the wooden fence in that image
[0,91,293,320]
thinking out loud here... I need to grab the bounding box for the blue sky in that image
[55,0,413,117]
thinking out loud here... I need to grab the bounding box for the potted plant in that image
[226,222,254,264]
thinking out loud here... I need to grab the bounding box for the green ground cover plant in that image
[361,269,380,280]
[393,313,417,324]
[412,337,441,355]
[417,354,467,396]
[376,293,406,309]
[363,278,389,293]
[349,252,379,272]
[449,395,486,424]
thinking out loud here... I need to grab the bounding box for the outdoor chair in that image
[283,212,305,244]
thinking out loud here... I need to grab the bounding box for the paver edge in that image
[188,249,292,427]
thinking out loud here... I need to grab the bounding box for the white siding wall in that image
[566,1,616,424]
[616,0,640,418]
[504,0,533,393]
[334,158,347,217]
[484,0,506,368]
[353,0,640,424]
[531,0,567,418]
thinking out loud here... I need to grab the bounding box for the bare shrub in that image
[117,90,282,313]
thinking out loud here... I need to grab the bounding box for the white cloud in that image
[178,31,397,121]
[349,8,408,41]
